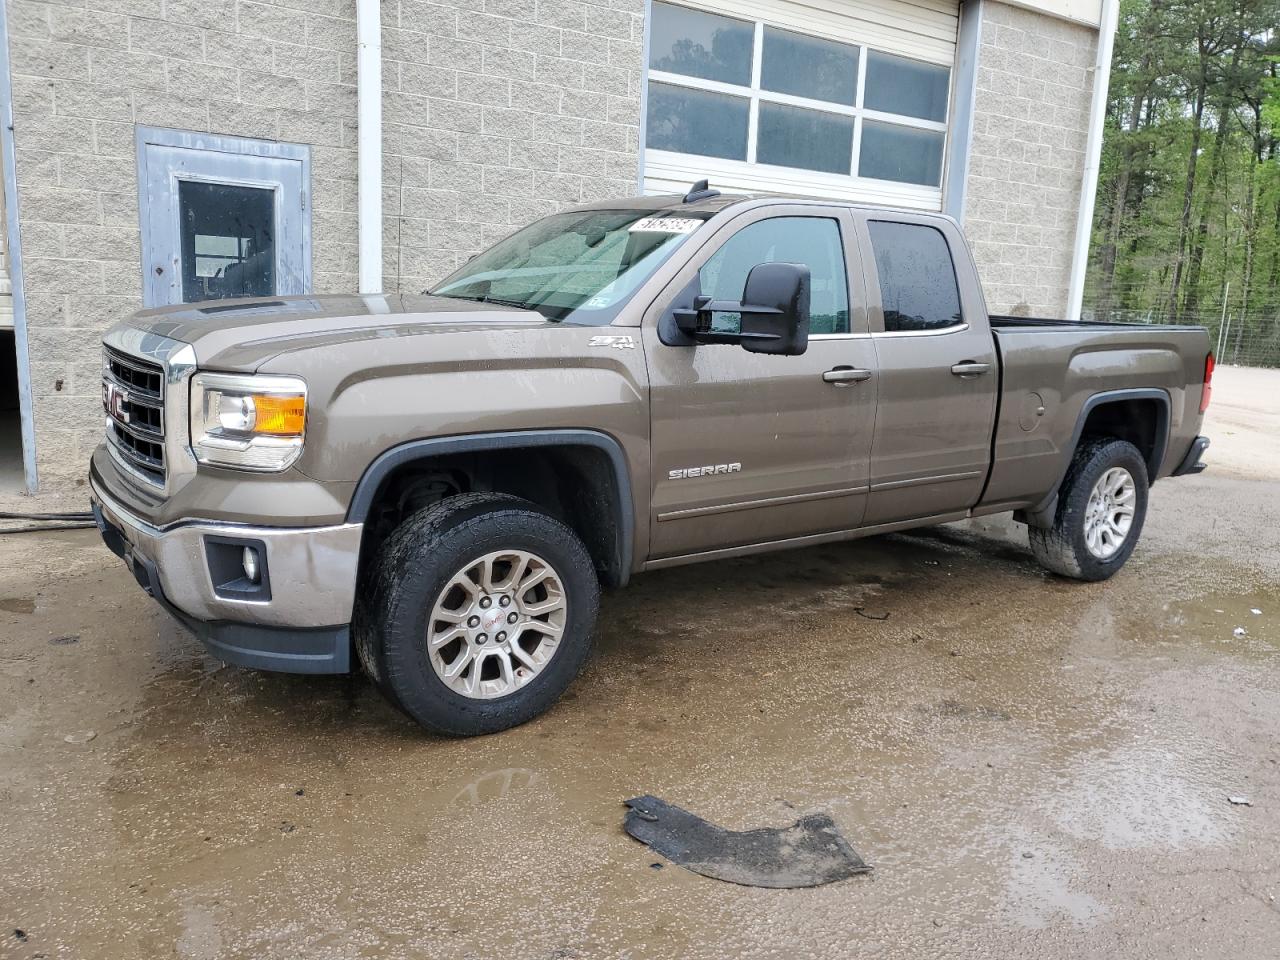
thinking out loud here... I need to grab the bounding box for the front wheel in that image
[1028,438,1149,581]
[355,493,600,736]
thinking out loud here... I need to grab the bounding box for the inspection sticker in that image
[628,216,702,235]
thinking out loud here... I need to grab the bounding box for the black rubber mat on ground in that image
[623,795,872,888]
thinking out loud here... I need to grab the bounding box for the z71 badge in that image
[587,335,636,349]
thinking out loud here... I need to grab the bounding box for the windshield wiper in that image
[477,295,537,310]
[432,292,530,310]
[432,291,564,322]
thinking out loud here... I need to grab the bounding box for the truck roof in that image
[575,192,749,215]
[575,189,956,224]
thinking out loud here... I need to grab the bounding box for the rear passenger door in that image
[643,206,878,559]
[857,214,998,525]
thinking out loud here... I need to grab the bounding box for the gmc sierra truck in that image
[90,185,1214,736]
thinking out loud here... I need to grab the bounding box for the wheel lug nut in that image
[480,597,491,608]
[476,634,487,644]
[507,612,518,624]
[499,595,510,607]
[496,631,506,642]
[468,615,480,628]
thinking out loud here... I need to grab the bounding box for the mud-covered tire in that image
[1028,438,1149,582]
[354,492,599,736]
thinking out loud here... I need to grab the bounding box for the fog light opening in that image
[205,536,271,601]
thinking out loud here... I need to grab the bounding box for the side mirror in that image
[737,262,810,355]
[672,262,810,356]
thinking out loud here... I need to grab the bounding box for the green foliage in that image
[1086,0,1280,365]
[1263,57,1280,129]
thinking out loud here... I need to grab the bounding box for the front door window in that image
[697,216,850,335]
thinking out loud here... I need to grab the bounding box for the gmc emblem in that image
[103,382,130,424]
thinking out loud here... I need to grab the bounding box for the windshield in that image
[430,209,709,324]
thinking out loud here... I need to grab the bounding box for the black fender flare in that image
[346,429,635,585]
[1020,388,1170,528]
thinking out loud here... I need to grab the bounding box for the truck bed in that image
[989,314,1193,332]
[979,317,1212,514]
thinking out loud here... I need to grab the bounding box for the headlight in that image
[189,372,307,472]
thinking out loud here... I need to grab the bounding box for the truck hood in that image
[122,293,551,371]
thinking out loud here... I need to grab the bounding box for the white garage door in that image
[641,0,960,210]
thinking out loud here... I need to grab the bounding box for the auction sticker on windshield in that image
[628,216,702,234]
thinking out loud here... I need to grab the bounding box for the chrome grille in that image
[103,346,166,486]
[105,348,163,399]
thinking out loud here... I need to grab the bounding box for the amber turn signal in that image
[252,394,307,436]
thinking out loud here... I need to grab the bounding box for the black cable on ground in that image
[0,511,94,521]
[0,522,98,534]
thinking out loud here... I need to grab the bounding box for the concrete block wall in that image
[381,0,646,292]
[6,0,361,489]
[5,0,646,490]
[962,0,1095,317]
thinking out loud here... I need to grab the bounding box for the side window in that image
[867,221,962,332]
[698,217,850,335]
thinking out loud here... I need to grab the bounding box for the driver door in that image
[643,205,879,560]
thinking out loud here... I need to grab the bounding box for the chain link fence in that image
[1083,308,1280,369]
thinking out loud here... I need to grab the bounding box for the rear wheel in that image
[1028,438,1149,581]
[355,493,600,735]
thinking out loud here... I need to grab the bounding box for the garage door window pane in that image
[179,181,275,303]
[868,221,961,332]
[760,27,858,106]
[757,103,854,175]
[646,82,749,160]
[864,51,950,122]
[859,121,944,186]
[649,1,753,86]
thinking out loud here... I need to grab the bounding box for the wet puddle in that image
[0,595,36,614]
[1163,589,1275,653]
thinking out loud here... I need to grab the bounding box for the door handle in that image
[950,361,991,378]
[823,366,873,384]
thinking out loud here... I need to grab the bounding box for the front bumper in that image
[90,472,362,674]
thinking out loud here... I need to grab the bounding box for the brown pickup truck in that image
[89,186,1213,735]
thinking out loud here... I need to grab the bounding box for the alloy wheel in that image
[426,549,568,700]
[1083,466,1136,560]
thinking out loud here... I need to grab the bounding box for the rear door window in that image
[867,221,962,332]
[699,216,850,335]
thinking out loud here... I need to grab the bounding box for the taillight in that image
[1200,352,1214,413]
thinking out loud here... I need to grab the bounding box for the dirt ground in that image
[1,367,1277,960]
